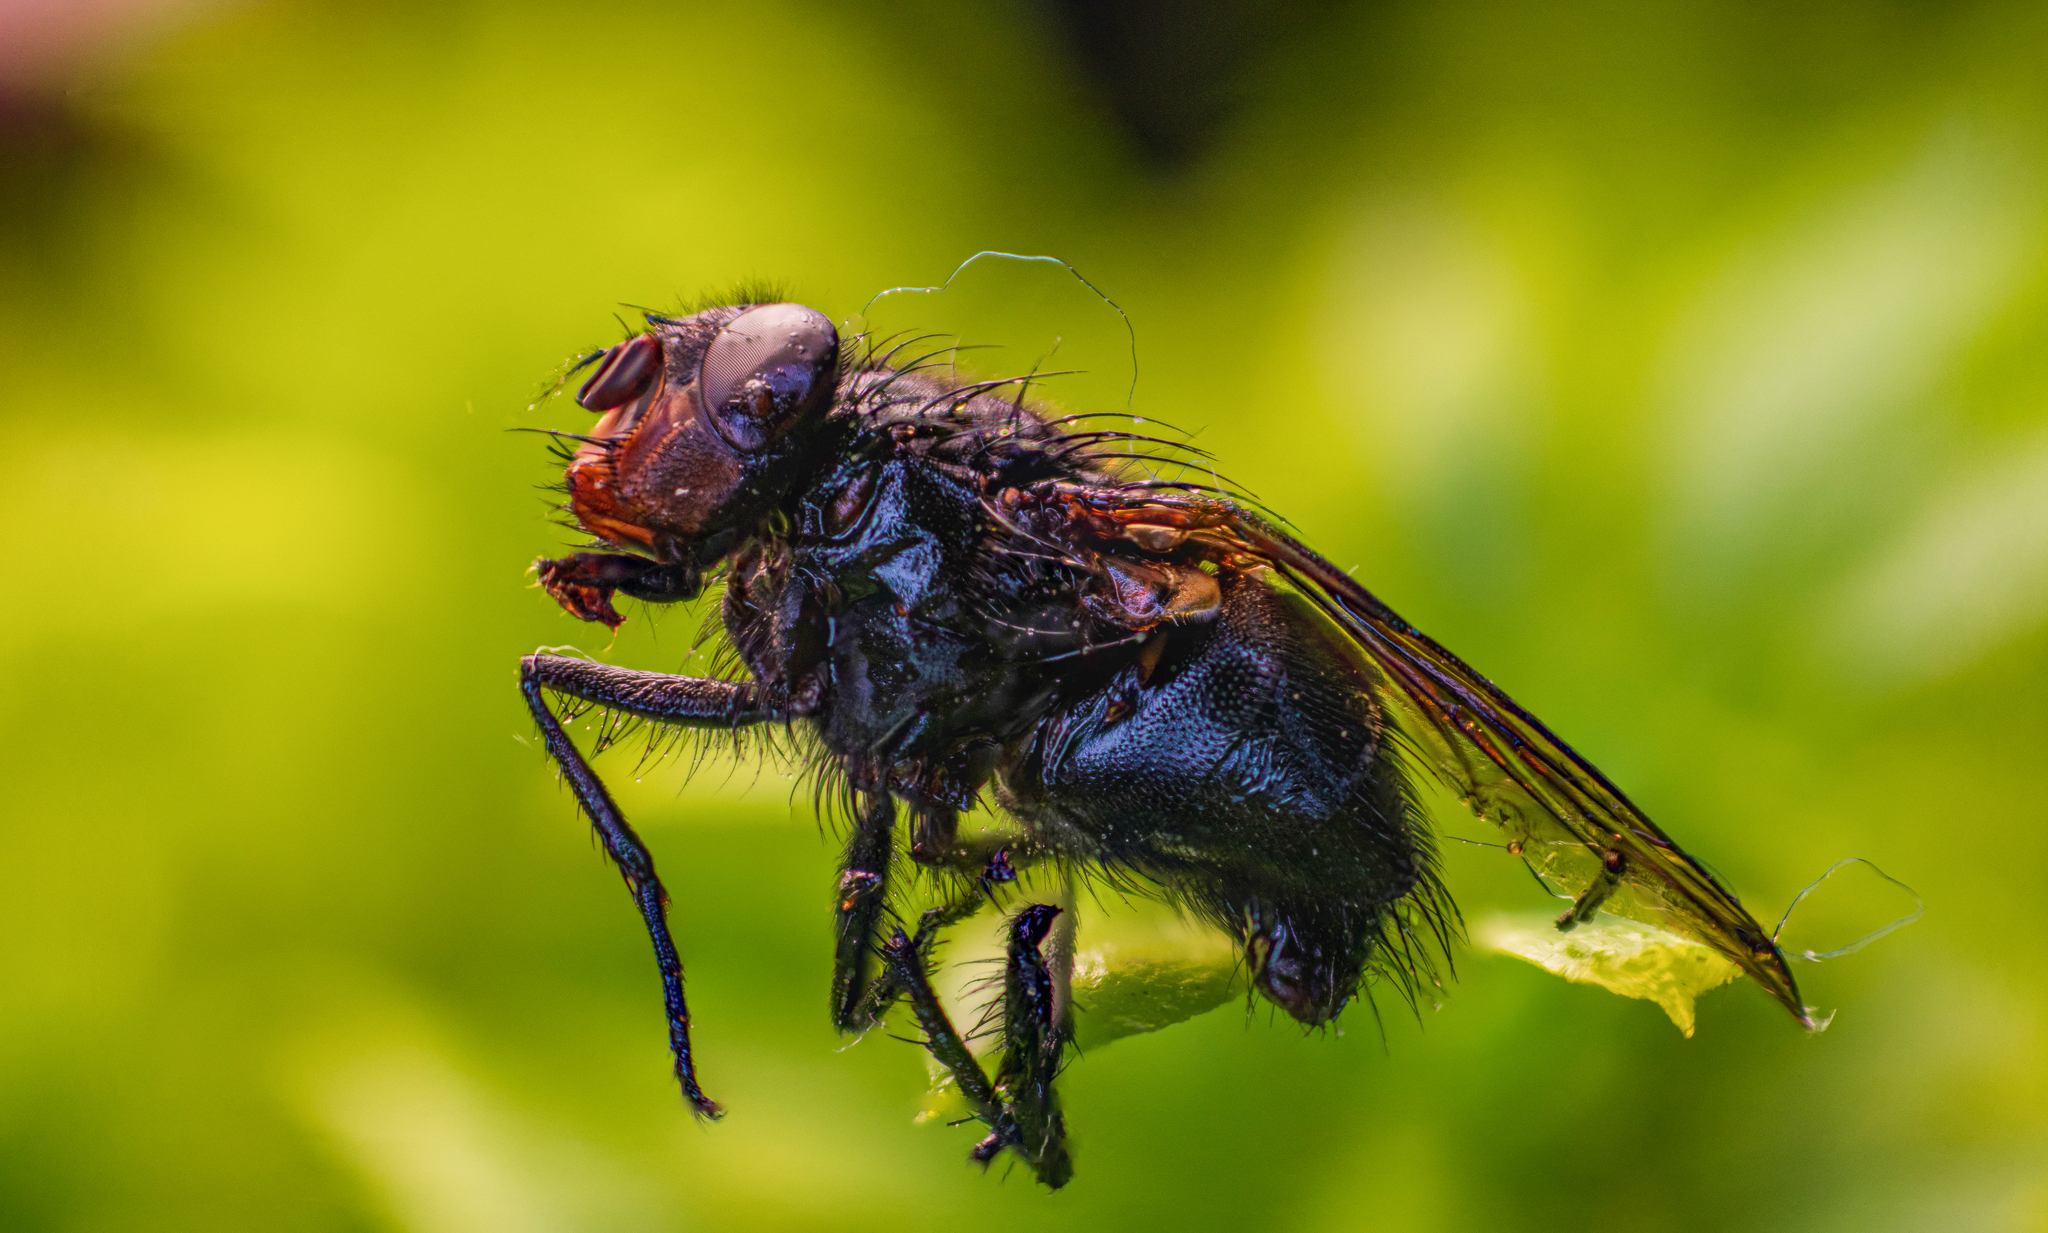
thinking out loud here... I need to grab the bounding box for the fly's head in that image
[534,302,839,629]
[565,302,840,567]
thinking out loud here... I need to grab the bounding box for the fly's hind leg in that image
[520,653,775,1118]
[994,905,1073,1187]
[880,904,1074,1189]
[881,927,1014,1146]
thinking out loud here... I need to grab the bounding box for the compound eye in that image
[698,303,838,452]
[575,333,662,411]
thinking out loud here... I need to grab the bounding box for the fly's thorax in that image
[565,303,840,565]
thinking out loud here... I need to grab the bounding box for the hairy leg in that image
[996,905,1072,1188]
[523,653,773,723]
[842,823,1038,1030]
[849,893,987,1027]
[838,798,1045,1032]
[519,653,774,1117]
[831,792,896,1031]
[879,928,1029,1174]
[880,906,1075,1189]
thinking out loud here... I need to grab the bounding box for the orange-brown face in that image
[564,303,839,564]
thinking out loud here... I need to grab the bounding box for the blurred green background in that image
[4,0,2046,1228]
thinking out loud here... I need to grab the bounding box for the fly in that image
[518,298,1817,1189]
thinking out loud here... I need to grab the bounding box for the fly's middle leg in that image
[831,791,895,1031]
[848,891,988,1026]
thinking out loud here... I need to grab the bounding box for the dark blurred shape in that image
[0,0,205,286]
[0,90,99,268]
[0,87,70,152]
[1036,0,1336,168]
[0,86,164,301]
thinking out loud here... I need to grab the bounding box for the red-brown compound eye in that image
[698,303,837,452]
[575,332,662,411]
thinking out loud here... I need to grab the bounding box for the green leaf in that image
[1478,912,1744,1036]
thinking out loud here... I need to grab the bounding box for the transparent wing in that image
[1056,484,1815,1029]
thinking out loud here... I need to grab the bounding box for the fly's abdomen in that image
[1001,569,1442,1024]
[1007,571,1422,896]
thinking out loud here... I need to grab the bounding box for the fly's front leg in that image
[832,791,896,1031]
[523,654,771,725]
[519,653,775,1118]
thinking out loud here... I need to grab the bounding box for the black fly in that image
[520,300,1816,1188]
